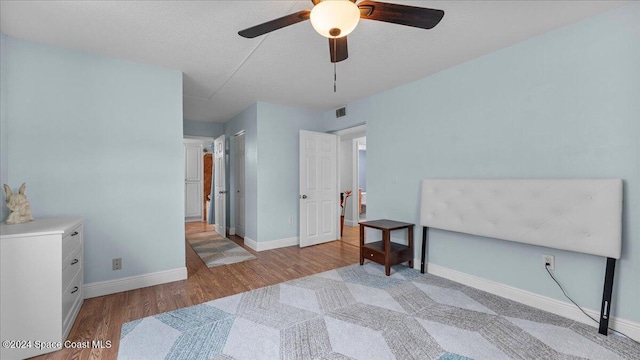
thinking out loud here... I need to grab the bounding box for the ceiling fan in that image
[238,0,445,63]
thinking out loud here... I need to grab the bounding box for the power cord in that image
[544,264,638,344]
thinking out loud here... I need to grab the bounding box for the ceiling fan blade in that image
[238,10,311,38]
[329,37,348,63]
[358,1,444,29]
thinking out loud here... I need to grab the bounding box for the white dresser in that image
[1,217,84,360]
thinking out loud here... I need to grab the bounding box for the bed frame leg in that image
[421,227,428,274]
[599,257,616,335]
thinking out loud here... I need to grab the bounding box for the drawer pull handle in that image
[71,259,79,265]
[71,231,79,236]
[71,286,79,294]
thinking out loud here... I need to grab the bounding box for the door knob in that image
[301,195,308,199]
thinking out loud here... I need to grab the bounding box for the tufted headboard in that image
[420,178,623,259]
[418,178,623,336]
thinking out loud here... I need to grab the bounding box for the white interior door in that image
[235,133,245,238]
[214,135,226,237]
[299,130,338,247]
[184,142,203,221]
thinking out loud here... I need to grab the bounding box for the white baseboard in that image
[244,236,299,251]
[345,220,358,227]
[244,236,258,251]
[83,267,187,299]
[415,260,640,342]
[229,227,236,236]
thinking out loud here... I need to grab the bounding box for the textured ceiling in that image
[0,0,629,123]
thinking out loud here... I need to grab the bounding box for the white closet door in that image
[235,134,246,238]
[214,135,226,237]
[184,143,202,221]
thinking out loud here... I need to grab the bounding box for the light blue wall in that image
[183,119,224,138]
[0,33,8,220]
[323,4,640,323]
[321,106,367,133]
[256,102,324,243]
[4,36,185,284]
[224,104,258,241]
[358,150,366,191]
[224,102,324,243]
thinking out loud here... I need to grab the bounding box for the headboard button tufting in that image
[420,178,622,259]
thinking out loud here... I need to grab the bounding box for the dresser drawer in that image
[62,224,82,260]
[62,270,82,329]
[62,246,82,291]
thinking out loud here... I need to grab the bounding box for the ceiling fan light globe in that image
[310,0,360,38]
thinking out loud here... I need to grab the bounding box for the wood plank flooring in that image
[340,223,360,247]
[32,223,359,360]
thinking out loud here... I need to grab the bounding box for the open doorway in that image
[357,138,366,221]
[336,125,366,246]
[184,137,215,223]
[203,150,213,222]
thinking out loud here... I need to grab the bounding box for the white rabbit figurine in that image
[3,183,34,225]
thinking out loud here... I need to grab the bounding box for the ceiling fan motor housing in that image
[310,0,361,38]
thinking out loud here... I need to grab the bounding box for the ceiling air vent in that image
[335,106,347,119]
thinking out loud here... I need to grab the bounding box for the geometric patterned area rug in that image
[186,231,256,268]
[118,263,639,359]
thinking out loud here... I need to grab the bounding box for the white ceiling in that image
[0,0,629,123]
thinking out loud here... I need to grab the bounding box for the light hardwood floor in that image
[33,223,359,360]
[340,223,360,247]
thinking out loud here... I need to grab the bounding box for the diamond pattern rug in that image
[186,231,256,268]
[118,263,639,359]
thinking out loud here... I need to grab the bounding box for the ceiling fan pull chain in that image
[334,61,337,92]
[333,39,337,92]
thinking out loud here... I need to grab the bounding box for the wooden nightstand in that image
[359,219,414,276]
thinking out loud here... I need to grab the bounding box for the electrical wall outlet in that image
[113,257,122,271]
[542,254,555,270]
[288,216,294,224]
